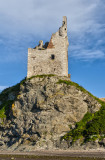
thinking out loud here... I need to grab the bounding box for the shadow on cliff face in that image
[0,75,104,150]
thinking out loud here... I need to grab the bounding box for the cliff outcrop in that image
[0,75,103,151]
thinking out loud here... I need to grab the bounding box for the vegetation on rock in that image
[59,79,105,144]
[0,75,104,149]
[0,81,22,119]
[57,79,103,103]
[0,75,55,120]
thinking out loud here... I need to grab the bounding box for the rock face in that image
[0,76,101,151]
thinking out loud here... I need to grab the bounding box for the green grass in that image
[19,74,55,86]
[0,107,6,119]
[0,74,55,120]
[57,79,104,105]
[27,74,55,80]
[58,79,105,143]
[57,79,94,97]
[0,77,27,102]
[0,80,22,120]
[0,83,20,102]
[62,105,105,143]
[63,104,105,143]
[0,100,14,119]
[0,76,105,144]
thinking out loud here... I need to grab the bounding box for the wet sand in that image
[0,150,105,160]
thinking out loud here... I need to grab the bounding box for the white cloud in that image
[0,86,8,91]
[0,0,104,35]
[0,0,105,61]
[70,50,105,61]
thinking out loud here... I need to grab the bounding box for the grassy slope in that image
[0,83,21,119]
[57,80,105,143]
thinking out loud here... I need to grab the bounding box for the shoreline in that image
[0,149,105,158]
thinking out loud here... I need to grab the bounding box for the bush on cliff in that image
[59,79,105,143]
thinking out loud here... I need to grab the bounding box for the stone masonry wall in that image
[27,16,69,78]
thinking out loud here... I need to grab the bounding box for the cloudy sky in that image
[0,0,105,97]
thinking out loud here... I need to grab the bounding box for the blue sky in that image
[0,0,105,98]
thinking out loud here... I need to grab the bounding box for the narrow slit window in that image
[51,54,55,60]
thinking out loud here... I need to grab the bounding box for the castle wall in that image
[27,16,69,78]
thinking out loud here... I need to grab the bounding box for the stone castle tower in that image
[27,16,69,78]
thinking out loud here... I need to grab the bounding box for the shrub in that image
[62,101,105,143]
[58,80,105,143]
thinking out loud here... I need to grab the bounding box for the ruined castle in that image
[27,16,69,78]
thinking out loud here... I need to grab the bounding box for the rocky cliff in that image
[0,75,103,151]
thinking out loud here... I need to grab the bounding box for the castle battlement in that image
[27,16,69,78]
